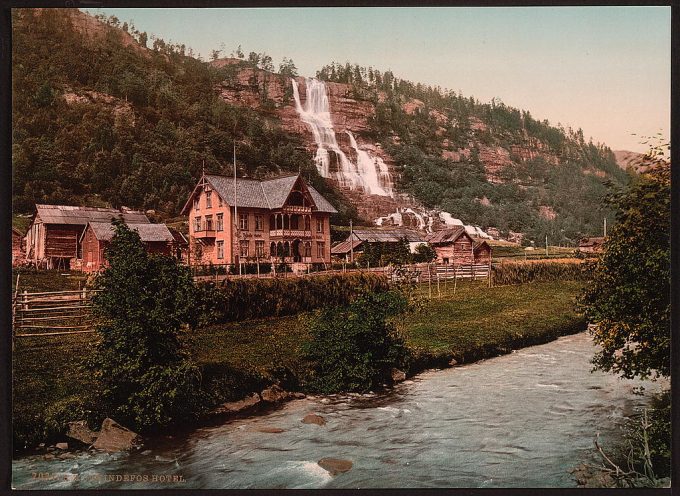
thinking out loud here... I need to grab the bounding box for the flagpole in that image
[234,142,241,276]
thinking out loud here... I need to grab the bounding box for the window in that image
[317,242,325,258]
[193,197,199,211]
[255,215,263,231]
[216,241,224,259]
[304,216,311,231]
[239,240,249,257]
[255,240,265,258]
[218,195,223,207]
[205,215,213,231]
[304,242,312,258]
[206,190,212,208]
[239,212,248,231]
[316,218,323,233]
[216,213,224,231]
[194,216,202,232]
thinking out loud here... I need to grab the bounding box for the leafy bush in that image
[90,220,204,431]
[199,272,390,323]
[302,290,411,393]
[491,260,590,286]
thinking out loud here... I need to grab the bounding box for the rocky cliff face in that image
[212,58,570,215]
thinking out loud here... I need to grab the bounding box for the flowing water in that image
[12,333,662,490]
[291,77,393,196]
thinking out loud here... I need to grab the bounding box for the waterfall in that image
[292,78,393,196]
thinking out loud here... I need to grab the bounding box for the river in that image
[12,332,662,489]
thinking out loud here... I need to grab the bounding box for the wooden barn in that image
[425,227,476,265]
[331,228,426,261]
[168,227,190,263]
[578,237,605,254]
[473,240,492,264]
[24,204,149,270]
[79,221,174,273]
[12,228,25,266]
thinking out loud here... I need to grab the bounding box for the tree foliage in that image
[579,156,670,380]
[90,220,204,430]
[303,290,411,393]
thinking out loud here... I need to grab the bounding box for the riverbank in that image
[13,279,585,451]
[14,332,661,490]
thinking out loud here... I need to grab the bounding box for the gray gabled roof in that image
[425,227,469,245]
[35,204,149,226]
[307,185,337,213]
[182,174,337,214]
[85,222,173,242]
[350,229,426,243]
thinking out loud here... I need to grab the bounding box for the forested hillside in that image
[11,9,352,221]
[12,9,632,244]
[316,62,631,243]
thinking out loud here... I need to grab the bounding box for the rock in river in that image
[212,393,261,415]
[260,384,290,403]
[255,427,285,433]
[318,458,353,475]
[391,368,406,382]
[301,413,326,426]
[92,418,142,452]
[67,420,98,445]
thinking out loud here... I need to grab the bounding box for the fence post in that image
[428,263,432,299]
[436,270,441,298]
[472,263,475,280]
[488,261,492,288]
[453,266,458,295]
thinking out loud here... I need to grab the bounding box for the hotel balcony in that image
[193,229,217,239]
[281,205,312,214]
[269,229,312,238]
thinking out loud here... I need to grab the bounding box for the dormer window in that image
[193,197,199,211]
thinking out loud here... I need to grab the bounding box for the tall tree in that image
[580,147,670,380]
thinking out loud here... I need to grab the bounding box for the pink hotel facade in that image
[181,174,337,265]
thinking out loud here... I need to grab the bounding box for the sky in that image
[83,7,670,153]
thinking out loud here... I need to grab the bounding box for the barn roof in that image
[425,227,468,245]
[181,174,337,214]
[579,236,605,247]
[473,240,491,252]
[350,228,426,243]
[85,222,173,242]
[331,238,363,255]
[35,204,149,226]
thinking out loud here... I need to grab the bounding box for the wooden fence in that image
[13,288,100,338]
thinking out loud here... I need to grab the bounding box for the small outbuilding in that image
[331,228,426,261]
[473,240,492,264]
[425,227,476,265]
[79,222,174,273]
[578,237,605,254]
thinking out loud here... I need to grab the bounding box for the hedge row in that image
[197,272,390,324]
[492,260,592,286]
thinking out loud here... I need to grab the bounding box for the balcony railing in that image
[194,229,217,238]
[269,229,312,238]
[281,205,312,214]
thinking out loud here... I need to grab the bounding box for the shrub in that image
[199,272,390,323]
[90,220,204,432]
[302,290,411,393]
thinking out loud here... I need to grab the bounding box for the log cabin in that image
[425,227,476,265]
[79,222,174,273]
[181,174,337,266]
[473,240,492,264]
[24,204,149,270]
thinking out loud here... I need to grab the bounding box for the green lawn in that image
[12,269,89,293]
[13,278,585,450]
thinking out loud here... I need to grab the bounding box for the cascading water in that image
[292,78,393,196]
